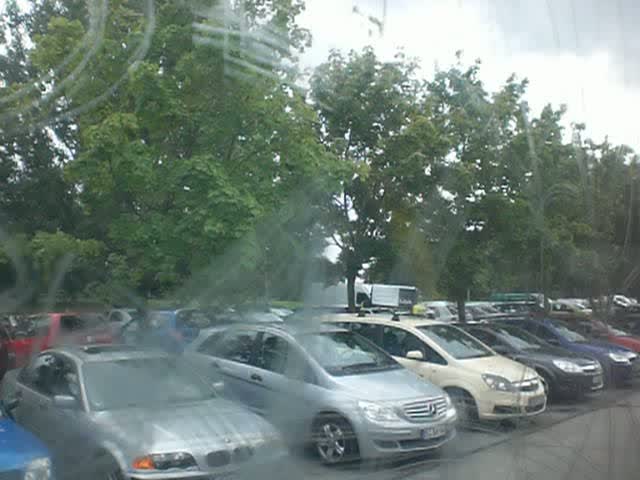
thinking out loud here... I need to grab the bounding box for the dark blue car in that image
[516,318,639,386]
[0,400,53,480]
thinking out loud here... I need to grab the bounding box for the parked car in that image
[185,323,457,463]
[465,303,510,322]
[511,318,639,387]
[458,323,603,399]
[326,315,547,423]
[548,300,592,321]
[416,301,458,322]
[118,308,212,353]
[0,399,53,480]
[1,313,113,368]
[105,308,144,334]
[1,345,285,479]
[569,320,640,354]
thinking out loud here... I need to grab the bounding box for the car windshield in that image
[297,331,399,376]
[493,326,546,350]
[83,357,215,411]
[552,322,588,342]
[418,325,493,359]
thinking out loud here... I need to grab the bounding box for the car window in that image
[60,315,86,333]
[19,353,79,399]
[550,322,588,342]
[529,324,557,342]
[467,328,503,349]
[256,333,290,374]
[417,324,493,359]
[493,326,545,350]
[350,322,383,346]
[381,325,446,365]
[209,330,260,365]
[297,330,399,376]
[83,357,215,411]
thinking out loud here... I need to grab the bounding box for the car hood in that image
[329,367,444,401]
[91,399,280,455]
[566,340,632,356]
[0,418,50,469]
[461,355,537,381]
[515,346,595,365]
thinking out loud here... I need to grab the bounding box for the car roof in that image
[45,344,170,363]
[324,312,451,329]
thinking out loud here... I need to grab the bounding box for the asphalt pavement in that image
[283,386,640,480]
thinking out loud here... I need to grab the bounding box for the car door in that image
[193,328,264,411]
[382,325,448,384]
[252,331,318,435]
[34,353,90,471]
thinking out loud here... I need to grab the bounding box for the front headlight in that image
[358,400,401,424]
[132,452,197,471]
[482,373,515,392]
[552,359,582,373]
[24,457,52,480]
[609,352,631,364]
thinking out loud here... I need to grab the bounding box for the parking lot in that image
[279,385,639,480]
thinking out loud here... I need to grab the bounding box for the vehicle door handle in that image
[250,373,263,382]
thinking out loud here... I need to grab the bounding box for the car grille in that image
[0,470,22,480]
[402,396,447,421]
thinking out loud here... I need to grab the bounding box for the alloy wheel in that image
[316,422,347,463]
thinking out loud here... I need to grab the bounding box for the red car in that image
[584,320,640,353]
[3,312,113,368]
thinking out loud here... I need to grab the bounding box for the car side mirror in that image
[53,395,78,410]
[406,350,424,361]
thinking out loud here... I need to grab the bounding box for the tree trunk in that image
[347,273,357,313]
[457,297,466,323]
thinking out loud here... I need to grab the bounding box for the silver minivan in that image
[185,323,457,464]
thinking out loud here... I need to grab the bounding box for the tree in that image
[311,48,433,310]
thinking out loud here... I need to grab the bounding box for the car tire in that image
[445,388,478,425]
[312,413,359,464]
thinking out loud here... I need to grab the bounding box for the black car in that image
[460,323,604,399]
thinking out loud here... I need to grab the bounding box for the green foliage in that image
[3,0,640,310]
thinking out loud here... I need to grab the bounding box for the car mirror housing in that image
[406,350,424,361]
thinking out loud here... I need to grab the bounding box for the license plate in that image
[528,395,545,407]
[592,374,603,385]
[421,425,446,440]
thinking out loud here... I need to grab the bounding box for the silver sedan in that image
[0,345,286,480]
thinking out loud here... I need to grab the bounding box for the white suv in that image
[327,314,547,422]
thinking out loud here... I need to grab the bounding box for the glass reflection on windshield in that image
[297,331,398,376]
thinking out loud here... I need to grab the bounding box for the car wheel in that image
[446,388,478,424]
[312,414,359,464]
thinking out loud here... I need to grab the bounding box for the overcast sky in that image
[299,0,640,150]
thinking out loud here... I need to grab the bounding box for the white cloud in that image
[300,0,640,149]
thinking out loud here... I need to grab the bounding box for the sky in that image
[299,0,640,150]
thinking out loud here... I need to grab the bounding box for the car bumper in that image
[555,371,604,395]
[610,361,639,385]
[476,388,547,420]
[357,410,457,459]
